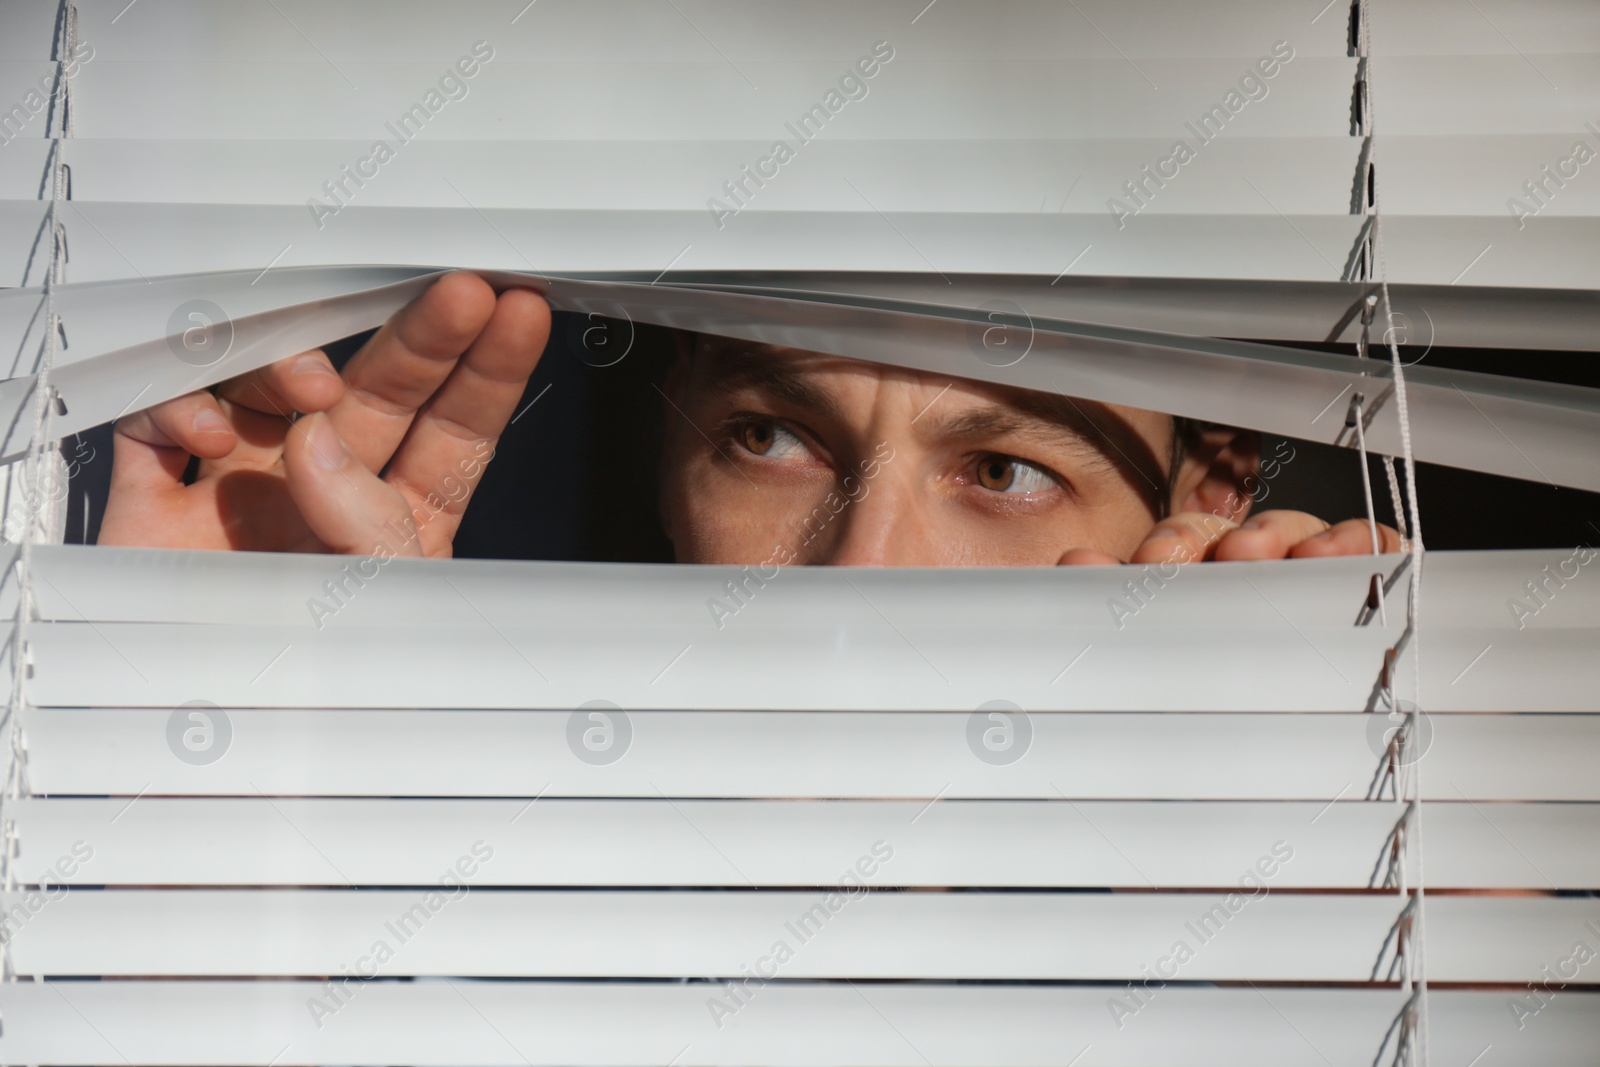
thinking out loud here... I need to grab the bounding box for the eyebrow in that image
[693,337,1171,514]
[695,338,842,419]
[924,394,1170,510]
[922,405,1105,462]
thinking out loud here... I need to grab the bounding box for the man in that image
[98,272,1400,563]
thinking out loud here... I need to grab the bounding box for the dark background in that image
[66,314,1600,558]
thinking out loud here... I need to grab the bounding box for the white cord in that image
[1360,1,1429,1061]
[1351,397,1383,556]
[1382,454,1409,550]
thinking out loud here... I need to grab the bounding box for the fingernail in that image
[1241,519,1264,530]
[307,415,347,471]
[292,353,336,377]
[1147,526,1180,539]
[1312,530,1335,540]
[192,409,230,435]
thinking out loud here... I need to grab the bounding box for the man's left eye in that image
[974,455,1058,494]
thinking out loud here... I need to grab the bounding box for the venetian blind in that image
[0,2,1597,1066]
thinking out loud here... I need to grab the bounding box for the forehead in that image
[691,334,875,402]
[688,334,1169,441]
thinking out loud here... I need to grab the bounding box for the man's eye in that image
[975,455,1058,494]
[737,420,809,460]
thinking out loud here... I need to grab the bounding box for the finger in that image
[1212,510,1330,562]
[1289,517,1404,558]
[103,393,236,540]
[281,411,425,557]
[1055,548,1122,566]
[104,419,195,502]
[1128,512,1239,566]
[381,287,551,549]
[114,390,236,463]
[216,349,344,419]
[193,396,310,478]
[325,271,499,473]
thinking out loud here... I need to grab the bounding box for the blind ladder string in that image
[1359,0,1430,1063]
[2,1,75,976]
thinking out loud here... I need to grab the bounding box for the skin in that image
[99,273,1401,563]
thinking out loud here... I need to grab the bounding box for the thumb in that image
[283,412,424,557]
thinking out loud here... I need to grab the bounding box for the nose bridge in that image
[821,469,932,566]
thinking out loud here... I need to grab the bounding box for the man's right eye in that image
[735,419,809,460]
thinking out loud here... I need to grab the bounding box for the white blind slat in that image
[7,890,1590,983]
[56,60,1356,141]
[0,139,1364,215]
[1377,215,1600,289]
[62,0,1354,62]
[6,985,1587,1067]
[31,621,1600,711]
[27,544,1595,632]
[0,203,1369,288]
[4,981,1596,1067]
[5,272,1596,490]
[0,889,1414,980]
[32,619,1412,710]
[1374,3,1600,56]
[1378,54,1600,134]
[17,797,1598,890]
[0,981,1424,1067]
[12,267,1598,365]
[24,708,1599,801]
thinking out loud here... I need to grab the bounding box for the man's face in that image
[659,336,1250,566]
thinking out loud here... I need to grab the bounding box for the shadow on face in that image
[657,334,1259,567]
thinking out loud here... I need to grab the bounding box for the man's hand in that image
[98,272,551,557]
[1058,510,1404,566]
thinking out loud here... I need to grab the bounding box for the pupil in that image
[983,459,1013,489]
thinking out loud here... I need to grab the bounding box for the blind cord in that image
[1349,307,1385,562]
[1352,402,1383,553]
[1360,0,1430,1062]
[2,4,75,994]
[1383,454,1410,549]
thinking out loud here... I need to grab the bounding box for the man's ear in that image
[1171,424,1260,522]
